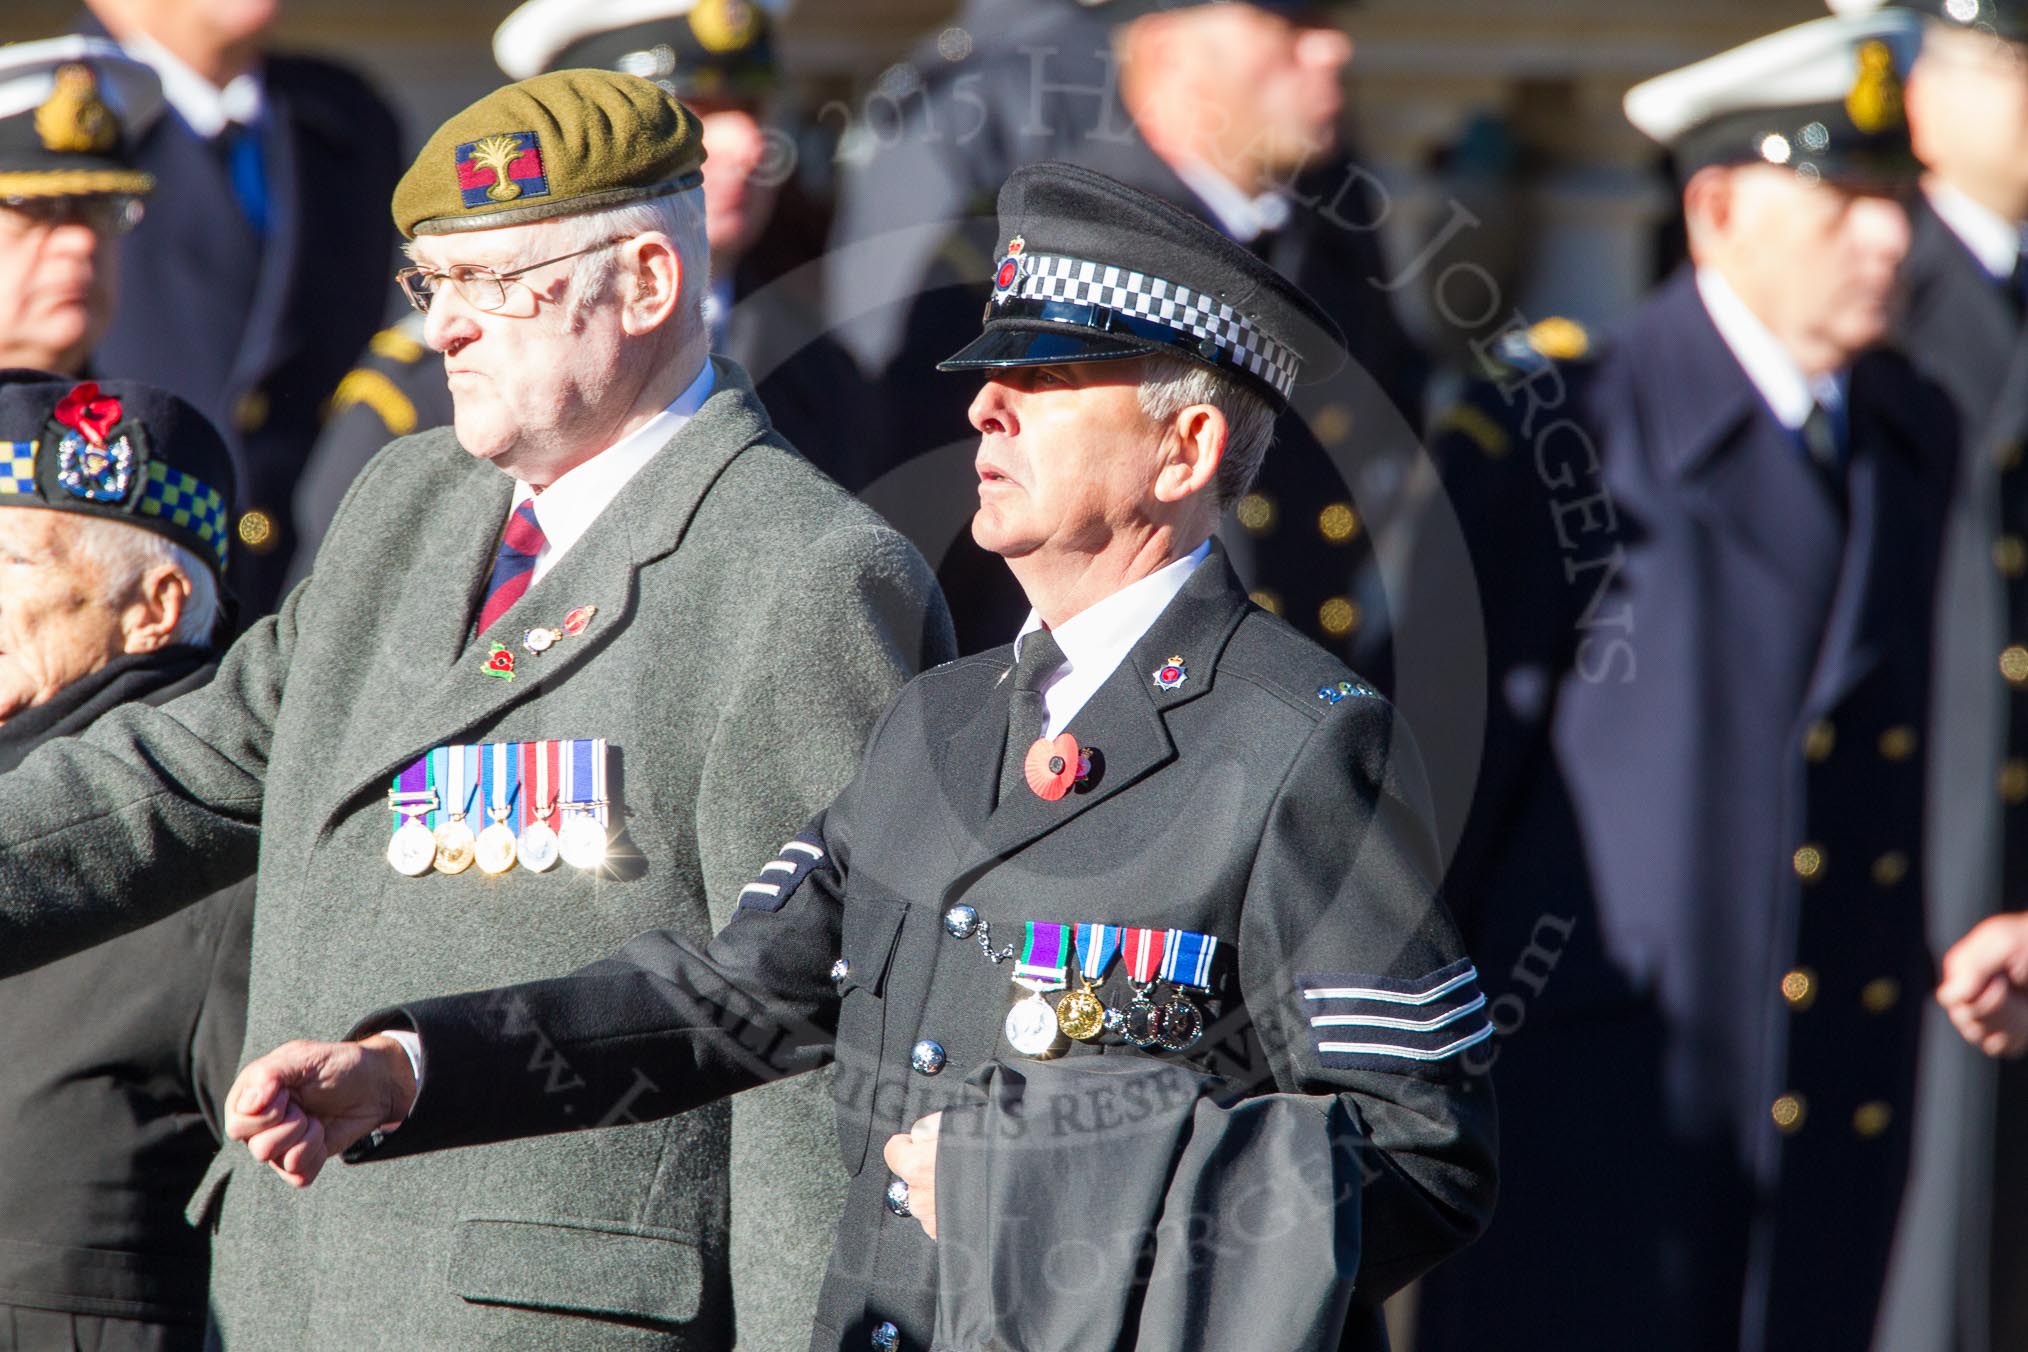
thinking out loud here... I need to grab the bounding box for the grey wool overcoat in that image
[0,358,955,1351]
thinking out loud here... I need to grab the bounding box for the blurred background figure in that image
[79,0,400,623]
[0,371,249,1352]
[287,0,872,586]
[1407,13,1954,1352]
[0,37,157,376]
[826,0,1430,659]
[1848,1,2028,1347]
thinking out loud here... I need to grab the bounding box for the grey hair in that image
[68,516,221,649]
[545,187,711,356]
[1136,354,1277,508]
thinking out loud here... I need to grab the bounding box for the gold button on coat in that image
[1318,597,1361,637]
[1861,978,1901,1015]
[1793,845,1825,882]
[1318,502,1361,544]
[1236,492,1276,535]
[237,509,277,552]
[2003,646,2028,686]
[1772,1094,1807,1134]
[1781,968,1817,1011]
[1871,851,1908,888]
[1853,1102,1893,1138]
[1803,721,1836,762]
[1876,726,1917,762]
[2001,759,2028,805]
[1998,536,2028,578]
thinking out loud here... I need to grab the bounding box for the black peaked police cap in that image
[937,162,1346,412]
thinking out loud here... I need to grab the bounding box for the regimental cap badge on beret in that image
[1845,39,1903,133]
[0,373,236,580]
[456,130,548,207]
[393,68,705,238]
[939,162,1345,411]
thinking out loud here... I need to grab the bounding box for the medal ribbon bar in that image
[1160,929,1217,989]
[1015,921,1071,990]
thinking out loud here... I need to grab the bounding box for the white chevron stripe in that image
[1317,1023,1494,1062]
[1312,994,1487,1033]
[781,841,824,859]
[1301,966,1480,1006]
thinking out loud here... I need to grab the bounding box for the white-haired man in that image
[0,69,952,1352]
[0,371,244,1352]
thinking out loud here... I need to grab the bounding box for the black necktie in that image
[2010,248,2028,317]
[998,628,1066,809]
[1800,401,1842,475]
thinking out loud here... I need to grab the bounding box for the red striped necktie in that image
[475,500,546,635]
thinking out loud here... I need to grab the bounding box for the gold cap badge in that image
[33,64,119,156]
[1846,40,1904,136]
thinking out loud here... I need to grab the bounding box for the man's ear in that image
[1154,403,1227,505]
[1681,165,1735,251]
[120,563,190,654]
[619,233,683,336]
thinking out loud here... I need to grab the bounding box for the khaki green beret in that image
[392,68,704,238]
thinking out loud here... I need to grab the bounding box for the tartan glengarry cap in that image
[0,371,237,582]
[494,0,779,98]
[0,36,162,200]
[391,68,704,239]
[1625,12,1924,185]
[937,162,1345,410]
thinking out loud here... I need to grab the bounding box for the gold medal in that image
[433,818,476,874]
[475,814,518,875]
[1056,988,1106,1041]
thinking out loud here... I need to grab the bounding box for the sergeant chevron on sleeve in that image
[224,161,1497,1352]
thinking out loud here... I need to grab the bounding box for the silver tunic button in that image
[871,1322,901,1351]
[885,1176,911,1217]
[910,1039,946,1075]
[830,957,850,989]
[943,903,979,939]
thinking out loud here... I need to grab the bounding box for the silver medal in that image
[1004,990,1065,1058]
[517,818,560,872]
[558,812,608,871]
[387,819,437,876]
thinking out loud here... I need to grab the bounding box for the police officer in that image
[827,0,1429,665]
[222,162,1497,1352]
[1407,13,1952,1352]
[0,374,249,1352]
[0,70,949,1352]
[290,0,870,588]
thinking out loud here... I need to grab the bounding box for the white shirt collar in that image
[1925,179,2024,282]
[1168,159,1291,244]
[512,361,716,586]
[1695,266,1843,432]
[1013,541,1212,739]
[116,28,263,138]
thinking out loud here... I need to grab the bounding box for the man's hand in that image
[224,1035,419,1187]
[1938,914,2028,1058]
[881,1111,943,1240]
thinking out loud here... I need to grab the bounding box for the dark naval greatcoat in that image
[1409,268,1954,1352]
[1882,192,2028,1351]
[350,547,1498,1352]
[0,361,952,1352]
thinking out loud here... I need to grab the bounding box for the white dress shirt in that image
[1695,266,1846,432]
[1169,160,1292,243]
[513,361,716,585]
[1926,179,2025,283]
[382,361,717,1100]
[116,28,264,138]
[1012,541,1212,739]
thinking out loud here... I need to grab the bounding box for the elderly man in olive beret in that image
[0,70,951,1351]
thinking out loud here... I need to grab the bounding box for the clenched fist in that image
[225,1035,419,1186]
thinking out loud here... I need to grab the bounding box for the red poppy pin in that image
[1024,732,1094,802]
[53,382,122,449]
[483,643,516,681]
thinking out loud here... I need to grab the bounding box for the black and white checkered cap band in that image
[1006,252,1302,400]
